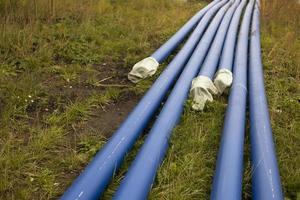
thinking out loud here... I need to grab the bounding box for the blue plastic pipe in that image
[61,1,229,199]
[249,2,284,199]
[113,2,234,199]
[210,0,255,199]
[197,0,241,79]
[218,0,248,71]
[151,0,220,63]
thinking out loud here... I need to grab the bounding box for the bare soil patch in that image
[83,91,140,138]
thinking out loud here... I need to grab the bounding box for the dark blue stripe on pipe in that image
[198,0,240,78]
[151,0,220,63]
[249,2,284,199]
[218,0,248,71]
[210,0,255,199]
[60,1,229,200]
[113,2,233,199]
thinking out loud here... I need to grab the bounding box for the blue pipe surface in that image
[113,2,234,200]
[210,0,255,199]
[151,0,220,63]
[249,2,284,199]
[198,0,240,78]
[218,0,248,71]
[61,1,228,199]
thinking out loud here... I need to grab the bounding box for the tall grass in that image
[0,0,99,24]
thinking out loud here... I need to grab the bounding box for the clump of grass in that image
[149,101,226,200]
[0,0,98,25]
[0,88,120,199]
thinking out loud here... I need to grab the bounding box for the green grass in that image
[0,0,299,199]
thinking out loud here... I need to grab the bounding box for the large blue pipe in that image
[151,0,220,63]
[249,2,284,199]
[197,0,241,79]
[210,0,255,199]
[61,1,229,199]
[113,2,234,199]
[212,0,248,94]
[188,0,244,111]
[217,0,248,71]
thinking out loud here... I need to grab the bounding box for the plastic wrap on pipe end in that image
[190,75,218,111]
[128,57,159,83]
[214,68,233,94]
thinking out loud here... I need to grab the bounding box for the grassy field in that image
[0,0,299,199]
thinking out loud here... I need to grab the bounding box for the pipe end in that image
[214,69,233,95]
[190,75,218,111]
[128,57,159,83]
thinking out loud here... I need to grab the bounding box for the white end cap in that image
[128,57,159,83]
[190,75,218,111]
[213,69,233,94]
